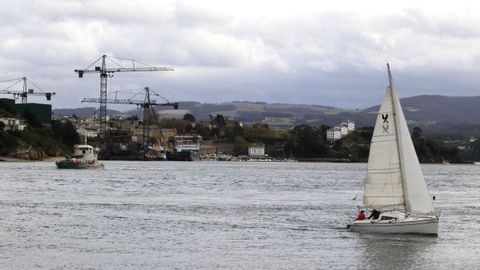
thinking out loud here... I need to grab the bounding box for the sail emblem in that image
[382,113,389,133]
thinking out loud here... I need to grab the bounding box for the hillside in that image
[54,95,480,139]
[53,107,125,118]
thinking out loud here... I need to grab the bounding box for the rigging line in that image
[107,56,125,68]
[107,88,144,95]
[1,79,23,91]
[130,88,147,100]
[150,89,171,103]
[83,55,104,71]
[0,77,23,83]
[134,59,155,68]
[106,56,126,69]
[26,78,45,93]
[110,56,134,61]
[112,56,155,68]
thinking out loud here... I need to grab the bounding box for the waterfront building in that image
[346,120,355,131]
[248,144,265,158]
[0,117,27,131]
[340,125,348,136]
[327,127,342,141]
[77,127,98,138]
[327,120,355,142]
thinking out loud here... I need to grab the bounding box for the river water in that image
[0,161,478,269]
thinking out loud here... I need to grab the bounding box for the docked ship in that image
[56,140,104,169]
[166,135,202,161]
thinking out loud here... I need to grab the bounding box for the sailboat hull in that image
[349,216,438,235]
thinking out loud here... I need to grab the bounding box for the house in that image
[77,127,98,138]
[327,120,356,142]
[346,120,355,132]
[0,117,27,131]
[327,127,342,141]
[248,144,265,157]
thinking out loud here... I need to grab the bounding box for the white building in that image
[248,144,265,157]
[0,117,27,131]
[328,120,355,142]
[77,127,98,138]
[327,127,342,141]
[346,120,355,132]
[340,120,355,132]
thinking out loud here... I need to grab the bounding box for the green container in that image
[15,103,52,125]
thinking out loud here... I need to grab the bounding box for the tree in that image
[51,120,80,148]
[289,124,327,158]
[21,109,41,128]
[233,135,248,156]
[183,113,196,122]
[225,121,243,142]
[213,114,226,128]
[412,127,423,140]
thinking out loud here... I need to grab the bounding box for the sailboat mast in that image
[387,63,409,212]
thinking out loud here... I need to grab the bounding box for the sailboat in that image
[348,64,439,234]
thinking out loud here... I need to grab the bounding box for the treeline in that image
[0,110,80,159]
[160,114,464,163]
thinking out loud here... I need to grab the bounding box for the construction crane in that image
[75,54,174,151]
[0,77,56,103]
[82,87,178,159]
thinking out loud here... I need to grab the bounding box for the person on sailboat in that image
[356,210,366,220]
[367,209,381,220]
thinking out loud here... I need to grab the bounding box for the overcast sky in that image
[1,0,480,109]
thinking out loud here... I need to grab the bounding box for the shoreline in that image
[0,156,61,162]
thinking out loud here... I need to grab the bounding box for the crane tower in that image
[0,77,55,103]
[75,55,173,151]
[82,87,178,159]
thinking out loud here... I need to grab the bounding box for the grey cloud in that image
[1,1,480,110]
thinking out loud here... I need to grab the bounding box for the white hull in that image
[350,216,438,235]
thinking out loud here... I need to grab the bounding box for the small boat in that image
[56,139,104,169]
[348,64,438,235]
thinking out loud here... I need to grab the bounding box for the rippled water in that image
[0,161,478,269]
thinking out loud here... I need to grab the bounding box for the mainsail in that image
[363,64,434,215]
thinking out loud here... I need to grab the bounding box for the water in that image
[0,161,478,269]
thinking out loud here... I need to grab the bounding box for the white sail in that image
[391,77,435,215]
[363,64,434,215]
[363,85,404,208]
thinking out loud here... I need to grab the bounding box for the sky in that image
[1,0,480,110]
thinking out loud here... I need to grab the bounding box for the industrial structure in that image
[0,77,55,103]
[75,54,174,152]
[0,77,55,125]
[82,87,178,159]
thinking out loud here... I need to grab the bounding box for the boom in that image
[0,77,55,103]
[82,87,178,159]
[75,54,173,153]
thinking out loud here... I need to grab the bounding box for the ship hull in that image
[349,216,438,235]
[166,150,200,161]
[55,160,104,169]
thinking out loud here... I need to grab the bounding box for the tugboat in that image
[56,138,104,169]
[166,135,202,161]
